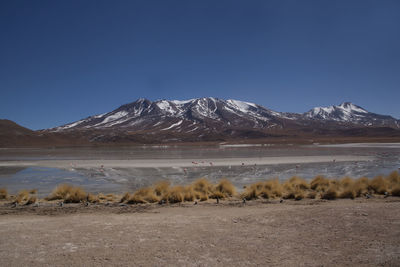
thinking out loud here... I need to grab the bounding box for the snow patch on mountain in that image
[161,120,183,130]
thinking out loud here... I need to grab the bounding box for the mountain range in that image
[1,98,400,146]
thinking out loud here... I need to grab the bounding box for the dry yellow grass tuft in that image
[288,176,309,190]
[26,195,37,205]
[282,177,308,199]
[120,192,131,203]
[33,171,400,206]
[192,178,214,196]
[165,186,185,203]
[391,185,400,196]
[153,181,170,197]
[87,193,99,203]
[16,190,30,204]
[212,179,236,198]
[264,179,283,198]
[310,175,330,192]
[338,177,356,199]
[46,184,87,203]
[386,171,400,192]
[128,187,159,204]
[321,184,338,200]
[14,189,38,205]
[369,176,388,194]
[183,186,195,201]
[241,182,263,200]
[352,177,369,197]
[0,188,8,200]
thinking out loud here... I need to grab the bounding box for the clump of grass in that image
[352,177,369,197]
[0,188,8,200]
[339,177,356,199]
[321,185,338,200]
[26,195,37,205]
[128,187,159,204]
[310,175,330,192]
[16,190,30,204]
[369,176,388,194]
[14,189,37,205]
[97,193,107,201]
[288,176,309,190]
[391,185,400,196]
[241,182,263,200]
[46,184,87,203]
[154,181,170,197]
[307,190,317,199]
[183,186,195,201]
[87,193,99,203]
[386,171,400,192]
[282,177,308,199]
[192,178,214,196]
[211,179,236,199]
[263,179,283,198]
[120,192,131,203]
[165,186,185,203]
[240,179,283,200]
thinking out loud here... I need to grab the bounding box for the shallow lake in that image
[0,143,399,197]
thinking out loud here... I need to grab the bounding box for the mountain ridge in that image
[53,98,400,133]
[1,98,399,147]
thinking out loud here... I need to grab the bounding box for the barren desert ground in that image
[1,198,399,266]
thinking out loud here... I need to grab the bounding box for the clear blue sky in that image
[1,0,399,130]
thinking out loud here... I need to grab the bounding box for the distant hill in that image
[0,119,34,136]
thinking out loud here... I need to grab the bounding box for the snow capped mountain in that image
[53,97,291,133]
[304,102,400,127]
[52,98,400,142]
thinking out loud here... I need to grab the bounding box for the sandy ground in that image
[0,155,374,168]
[0,198,399,266]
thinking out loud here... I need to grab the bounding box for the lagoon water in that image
[0,143,399,197]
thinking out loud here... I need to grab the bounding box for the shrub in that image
[339,188,356,199]
[183,186,195,201]
[46,184,87,203]
[288,176,309,190]
[310,175,330,192]
[212,179,236,198]
[128,187,159,204]
[192,178,214,197]
[16,190,30,204]
[0,188,8,200]
[386,171,400,189]
[283,177,308,199]
[87,193,99,203]
[265,179,283,198]
[353,177,369,197]
[339,177,356,199]
[240,182,263,200]
[321,185,338,200]
[294,188,305,200]
[120,192,131,203]
[391,185,400,196]
[307,191,317,199]
[153,181,170,197]
[166,186,184,203]
[26,195,37,205]
[369,176,387,194]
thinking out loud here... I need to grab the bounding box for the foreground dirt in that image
[0,198,399,266]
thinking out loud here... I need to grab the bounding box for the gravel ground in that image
[0,198,399,266]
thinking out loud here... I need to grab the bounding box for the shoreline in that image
[0,155,374,168]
